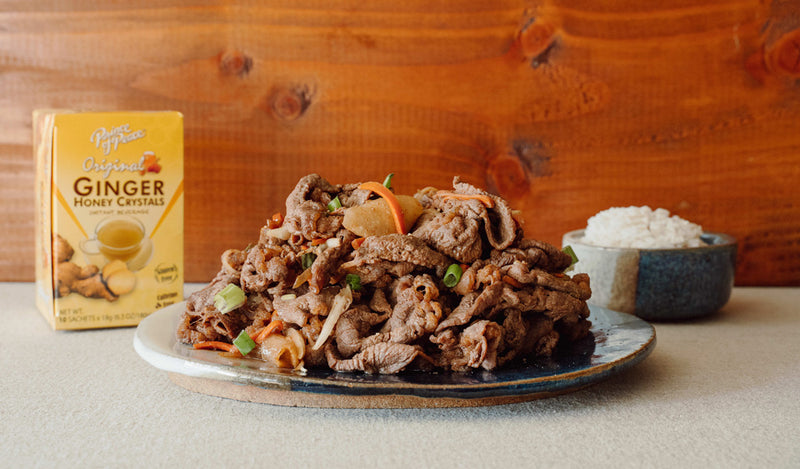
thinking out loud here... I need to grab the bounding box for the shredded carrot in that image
[268,212,284,229]
[436,190,495,209]
[193,341,235,352]
[311,237,328,246]
[358,181,407,234]
[351,237,366,249]
[460,264,469,272]
[502,275,524,289]
[253,319,285,344]
[553,272,566,278]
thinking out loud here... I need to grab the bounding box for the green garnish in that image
[562,245,578,271]
[327,196,342,212]
[382,173,395,190]
[214,284,246,314]
[233,330,256,356]
[301,252,317,270]
[442,263,463,288]
[346,273,362,292]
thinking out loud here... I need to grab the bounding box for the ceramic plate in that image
[134,302,655,408]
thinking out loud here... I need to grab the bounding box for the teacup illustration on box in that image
[80,215,153,271]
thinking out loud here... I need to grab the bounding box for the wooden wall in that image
[1,0,799,285]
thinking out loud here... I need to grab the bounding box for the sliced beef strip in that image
[436,280,505,332]
[272,287,338,327]
[555,311,593,343]
[177,313,208,344]
[177,303,251,344]
[241,293,274,334]
[489,238,572,272]
[179,251,254,344]
[496,309,527,365]
[411,210,483,264]
[299,315,327,367]
[340,234,450,286]
[184,268,238,316]
[336,183,372,207]
[283,174,344,240]
[353,234,451,271]
[413,186,438,208]
[220,248,247,278]
[498,283,590,322]
[535,331,560,357]
[325,342,424,374]
[427,177,520,251]
[502,262,592,301]
[344,260,416,287]
[334,305,390,357]
[496,311,562,366]
[309,229,358,293]
[368,288,393,315]
[452,177,521,251]
[431,320,503,371]
[380,274,442,344]
[240,244,290,293]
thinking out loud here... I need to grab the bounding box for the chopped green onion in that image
[442,263,463,288]
[214,284,246,314]
[562,245,579,271]
[382,173,395,190]
[233,330,256,356]
[346,273,362,292]
[327,196,342,212]
[301,252,317,270]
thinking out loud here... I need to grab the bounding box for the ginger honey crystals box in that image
[34,111,184,330]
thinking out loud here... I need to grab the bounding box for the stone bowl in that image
[561,230,737,321]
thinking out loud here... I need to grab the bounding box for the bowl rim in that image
[562,229,736,252]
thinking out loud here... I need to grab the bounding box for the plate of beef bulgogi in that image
[134,174,656,407]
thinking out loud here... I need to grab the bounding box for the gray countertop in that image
[2,283,798,468]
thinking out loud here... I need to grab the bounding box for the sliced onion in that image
[266,226,290,240]
[257,334,297,368]
[292,268,312,288]
[286,327,306,364]
[312,286,353,351]
[325,237,341,249]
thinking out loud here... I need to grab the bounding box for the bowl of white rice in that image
[562,206,737,321]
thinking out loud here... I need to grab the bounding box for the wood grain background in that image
[1,0,799,285]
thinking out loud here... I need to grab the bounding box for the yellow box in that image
[34,111,184,330]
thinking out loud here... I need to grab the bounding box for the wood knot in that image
[749,28,800,82]
[269,86,313,121]
[519,21,556,58]
[515,18,558,67]
[486,141,551,201]
[772,29,800,76]
[218,49,253,77]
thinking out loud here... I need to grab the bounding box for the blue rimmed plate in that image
[134,302,655,408]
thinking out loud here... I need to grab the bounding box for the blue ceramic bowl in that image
[562,230,737,321]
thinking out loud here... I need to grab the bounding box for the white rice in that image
[582,206,704,249]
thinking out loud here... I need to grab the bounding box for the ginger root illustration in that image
[54,234,136,301]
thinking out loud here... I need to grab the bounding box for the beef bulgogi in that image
[177,174,591,374]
